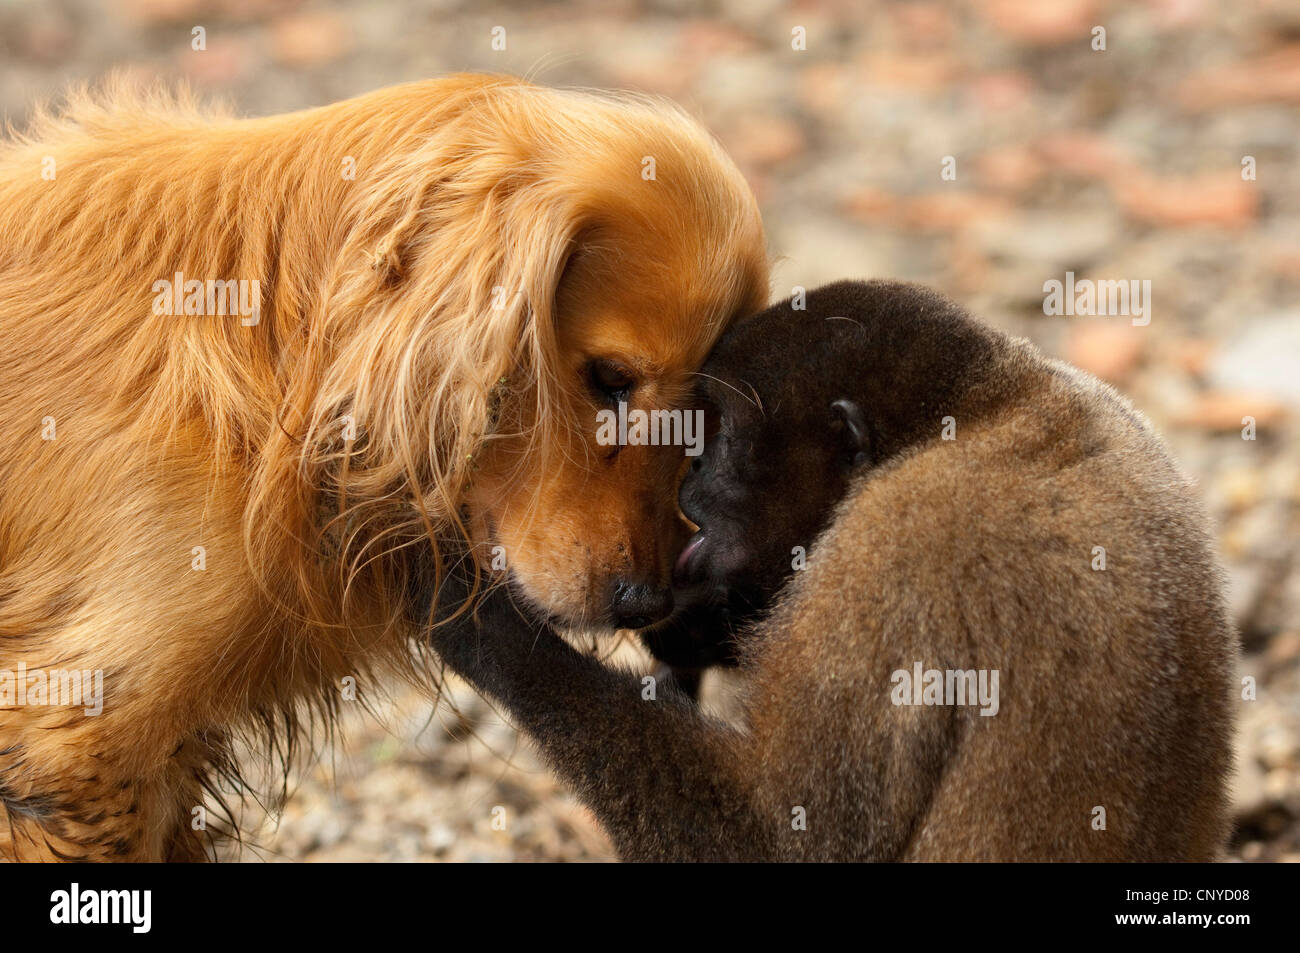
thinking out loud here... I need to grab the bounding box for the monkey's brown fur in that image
[431,280,1237,861]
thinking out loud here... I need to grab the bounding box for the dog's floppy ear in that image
[346,137,583,388]
[302,99,589,562]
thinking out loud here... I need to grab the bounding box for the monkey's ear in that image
[831,399,872,468]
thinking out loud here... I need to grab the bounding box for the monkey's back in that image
[745,337,1236,861]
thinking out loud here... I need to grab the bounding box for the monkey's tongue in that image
[674,532,705,585]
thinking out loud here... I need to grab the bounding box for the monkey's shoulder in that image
[755,350,1219,660]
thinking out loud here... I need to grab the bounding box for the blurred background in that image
[2,0,1297,861]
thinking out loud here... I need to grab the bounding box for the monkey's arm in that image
[428,590,779,861]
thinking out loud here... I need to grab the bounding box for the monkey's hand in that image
[427,582,548,678]
[640,601,742,671]
[408,536,539,667]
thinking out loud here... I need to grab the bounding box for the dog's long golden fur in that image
[0,74,767,860]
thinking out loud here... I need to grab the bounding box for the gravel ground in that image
[2,0,1297,861]
[230,678,620,863]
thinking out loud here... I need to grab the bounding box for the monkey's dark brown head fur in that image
[670,280,1006,634]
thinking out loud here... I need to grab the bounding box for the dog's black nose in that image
[611,581,674,629]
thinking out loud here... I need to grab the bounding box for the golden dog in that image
[0,74,768,860]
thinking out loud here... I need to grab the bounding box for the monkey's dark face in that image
[675,391,856,617]
[673,311,871,626]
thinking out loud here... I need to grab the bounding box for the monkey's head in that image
[672,293,870,625]
[669,280,998,636]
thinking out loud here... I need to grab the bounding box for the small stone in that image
[1113,172,1259,229]
[1178,45,1300,111]
[722,114,807,168]
[1064,322,1145,382]
[1226,562,1264,623]
[1208,314,1300,408]
[680,20,755,58]
[1259,723,1299,771]
[1220,467,1266,510]
[119,0,205,23]
[1174,393,1287,432]
[796,63,852,117]
[971,210,1120,268]
[973,146,1045,193]
[1171,339,1216,377]
[861,52,957,92]
[178,38,250,86]
[1233,741,1269,815]
[1266,632,1300,664]
[601,26,693,97]
[271,12,351,68]
[976,0,1103,46]
[966,70,1034,112]
[1036,132,1133,181]
[1264,769,1293,801]
[904,193,1013,232]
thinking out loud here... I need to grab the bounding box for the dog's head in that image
[460,84,769,628]
[300,77,767,631]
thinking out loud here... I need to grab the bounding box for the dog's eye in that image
[587,360,635,404]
